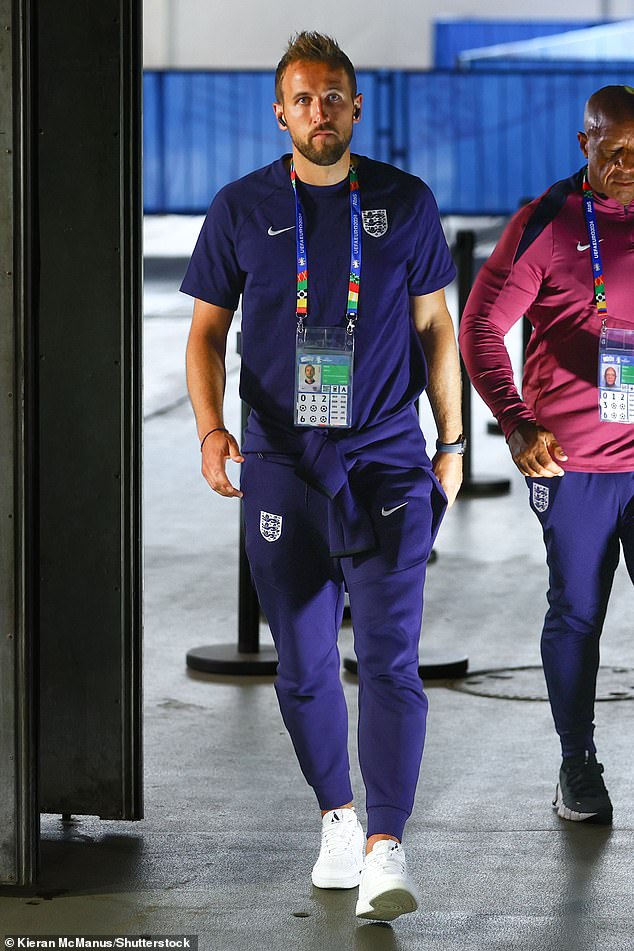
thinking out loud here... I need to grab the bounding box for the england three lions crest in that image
[260,511,283,542]
[532,483,549,513]
[362,209,388,237]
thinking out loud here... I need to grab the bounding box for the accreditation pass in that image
[599,326,634,424]
[294,327,354,428]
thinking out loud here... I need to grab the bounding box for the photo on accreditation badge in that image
[299,362,322,392]
[603,364,620,388]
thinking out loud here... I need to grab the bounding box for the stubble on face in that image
[289,124,353,167]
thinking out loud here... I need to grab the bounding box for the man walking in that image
[460,85,634,826]
[183,32,462,919]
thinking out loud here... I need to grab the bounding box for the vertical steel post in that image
[456,230,476,485]
[237,394,261,654]
[0,0,38,886]
[34,0,143,821]
[455,230,511,497]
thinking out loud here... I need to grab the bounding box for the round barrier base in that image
[343,651,468,680]
[460,477,511,498]
[186,644,278,676]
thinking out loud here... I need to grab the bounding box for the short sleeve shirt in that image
[181,154,455,433]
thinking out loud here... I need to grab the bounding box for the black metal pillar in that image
[1,0,143,886]
[0,0,38,887]
[35,0,143,821]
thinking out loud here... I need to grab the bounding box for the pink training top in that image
[459,179,634,472]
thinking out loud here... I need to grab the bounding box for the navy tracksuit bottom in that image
[241,451,447,840]
[528,472,634,757]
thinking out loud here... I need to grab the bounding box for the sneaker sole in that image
[553,784,613,825]
[311,868,363,889]
[355,886,419,921]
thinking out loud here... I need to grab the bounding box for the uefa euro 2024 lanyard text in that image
[583,173,634,423]
[292,162,361,429]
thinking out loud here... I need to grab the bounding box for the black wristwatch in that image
[435,434,467,455]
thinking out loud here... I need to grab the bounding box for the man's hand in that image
[201,430,244,497]
[507,422,568,478]
[432,451,463,507]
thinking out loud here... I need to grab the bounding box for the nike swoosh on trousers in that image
[381,502,409,517]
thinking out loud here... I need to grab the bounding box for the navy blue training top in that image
[180,154,456,436]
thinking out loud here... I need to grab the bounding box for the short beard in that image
[292,129,352,167]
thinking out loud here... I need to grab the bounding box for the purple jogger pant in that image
[241,451,447,839]
[527,471,634,757]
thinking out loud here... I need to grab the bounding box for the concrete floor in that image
[2,243,634,950]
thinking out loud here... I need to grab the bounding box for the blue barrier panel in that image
[407,69,634,213]
[144,68,634,217]
[144,70,376,214]
[144,72,279,213]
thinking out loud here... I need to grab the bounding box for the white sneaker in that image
[311,808,365,889]
[355,841,420,921]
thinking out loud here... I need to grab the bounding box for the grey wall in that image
[143,0,634,69]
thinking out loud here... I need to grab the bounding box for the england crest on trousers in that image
[532,483,549,513]
[362,209,388,237]
[260,511,283,542]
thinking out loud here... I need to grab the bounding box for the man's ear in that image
[272,102,287,130]
[577,131,589,158]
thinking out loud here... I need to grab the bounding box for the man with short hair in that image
[460,85,634,826]
[183,32,462,919]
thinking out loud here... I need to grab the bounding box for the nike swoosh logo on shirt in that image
[268,225,295,236]
[381,502,409,517]
[577,239,603,251]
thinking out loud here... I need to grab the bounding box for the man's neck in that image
[291,148,351,185]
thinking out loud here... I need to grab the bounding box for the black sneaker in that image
[553,752,613,824]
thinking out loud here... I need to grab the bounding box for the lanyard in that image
[290,162,362,335]
[582,171,608,327]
